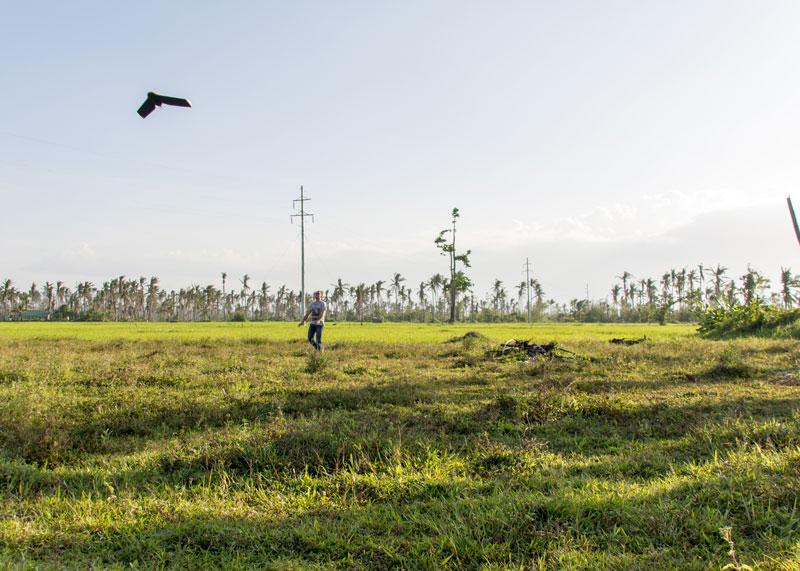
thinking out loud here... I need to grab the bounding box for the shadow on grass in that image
[0,373,483,466]
[4,466,797,571]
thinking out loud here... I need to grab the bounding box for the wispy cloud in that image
[470,189,780,249]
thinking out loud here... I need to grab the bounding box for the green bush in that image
[305,351,329,373]
[80,309,107,322]
[696,299,800,338]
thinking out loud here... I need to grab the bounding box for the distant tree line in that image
[0,273,542,323]
[0,264,797,324]
[550,264,800,324]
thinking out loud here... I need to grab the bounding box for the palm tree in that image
[258,282,271,319]
[686,269,697,292]
[740,265,769,305]
[56,281,67,310]
[675,268,686,309]
[428,274,445,321]
[221,272,228,319]
[646,279,658,305]
[83,281,95,313]
[44,282,55,313]
[725,279,738,306]
[660,273,672,303]
[491,279,506,318]
[135,277,146,319]
[516,281,528,317]
[330,278,349,319]
[247,290,258,319]
[697,265,706,305]
[669,268,678,302]
[399,285,410,313]
[368,284,377,315]
[373,280,385,314]
[115,276,127,320]
[638,279,647,307]
[686,269,698,306]
[390,272,406,312]
[711,265,728,303]
[629,283,639,308]
[146,277,160,321]
[352,283,369,323]
[417,281,428,320]
[617,272,633,307]
[28,282,41,310]
[0,279,13,320]
[273,285,287,319]
[199,285,214,320]
[531,279,544,308]
[240,275,251,317]
[780,267,800,309]
[610,284,621,316]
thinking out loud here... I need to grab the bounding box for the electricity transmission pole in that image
[291,186,314,315]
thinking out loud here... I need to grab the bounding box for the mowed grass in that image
[0,323,798,569]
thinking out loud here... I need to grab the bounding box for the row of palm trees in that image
[0,271,548,322]
[2,264,797,323]
[609,264,798,313]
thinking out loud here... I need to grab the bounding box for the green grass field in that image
[0,321,695,342]
[0,322,798,569]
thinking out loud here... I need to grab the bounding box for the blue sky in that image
[3,1,800,303]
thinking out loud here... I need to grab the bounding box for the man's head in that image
[314,290,323,301]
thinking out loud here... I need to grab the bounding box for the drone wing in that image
[152,93,192,108]
[137,93,157,118]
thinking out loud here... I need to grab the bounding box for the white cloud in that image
[466,189,783,251]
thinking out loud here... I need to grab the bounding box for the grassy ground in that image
[0,321,694,342]
[0,323,798,569]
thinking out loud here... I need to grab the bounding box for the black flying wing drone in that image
[137,92,192,118]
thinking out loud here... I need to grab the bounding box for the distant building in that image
[18,310,53,321]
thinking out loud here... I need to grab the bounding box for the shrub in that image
[305,351,329,374]
[77,309,107,322]
[697,299,800,338]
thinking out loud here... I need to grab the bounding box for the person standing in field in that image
[299,290,326,351]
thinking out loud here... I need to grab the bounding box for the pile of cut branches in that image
[609,336,649,346]
[493,339,574,362]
